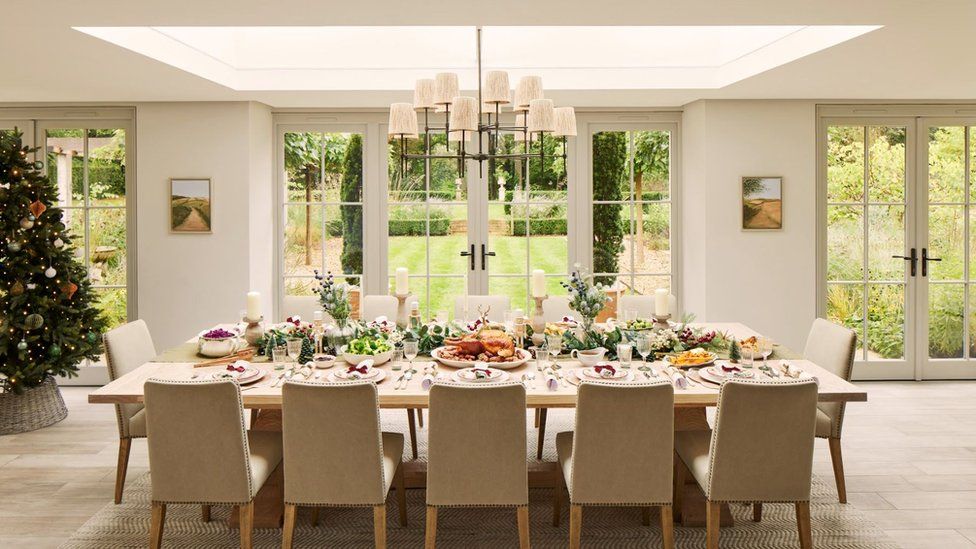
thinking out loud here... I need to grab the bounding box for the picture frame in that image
[170,178,212,233]
[741,176,782,230]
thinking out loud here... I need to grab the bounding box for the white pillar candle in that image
[246,291,261,320]
[654,288,669,317]
[395,267,409,295]
[313,310,323,322]
[531,269,547,298]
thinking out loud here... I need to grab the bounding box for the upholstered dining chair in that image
[542,296,573,323]
[103,319,156,504]
[674,379,819,549]
[362,295,399,322]
[425,382,529,548]
[143,378,282,549]
[617,294,677,319]
[804,317,857,503]
[556,380,675,549]
[281,381,406,549]
[454,295,510,322]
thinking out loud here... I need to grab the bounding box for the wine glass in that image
[546,334,563,366]
[504,311,516,333]
[403,340,419,373]
[286,338,303,364]
[759,337,773,369]
[636,334,652,373]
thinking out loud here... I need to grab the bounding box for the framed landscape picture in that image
[742,176,782,230]
[170,178,212,233]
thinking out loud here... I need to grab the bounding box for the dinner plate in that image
[579,367,629,380]
[330,369,387,383]
[212,368,264,385]
[451,368,509,383]
[664,352,717,368]
[699,365,756,384]
[431,347,530,370]
[569,370,633,385]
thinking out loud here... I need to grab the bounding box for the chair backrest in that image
[617,295,654,318]
[803,318,856,437]
[144,379,254,504]
[571,381,674,505]
[707,379,818,503]
[361,295,399,322]
[454,295,510,322]
[281,381,387,505]
[103,319,157,437]
[542,296,573,323]
[427,383,527,507]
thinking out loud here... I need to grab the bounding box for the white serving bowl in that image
[340,347,393,367]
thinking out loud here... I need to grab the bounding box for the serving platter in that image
[431,347,531,370]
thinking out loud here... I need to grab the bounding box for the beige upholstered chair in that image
[143,379,282,549]
[542,296,573,322]
[362,295,399,322]
[103,319,156,504]
[674,379,819,549]
[804,318,857,504]
[280,381,406,549]
[556,381,675,549]
[426,383,529,548]
[617,293,677,319]
[454,295,510,322]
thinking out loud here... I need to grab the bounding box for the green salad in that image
[626,318,655,331]
[345,336,392,355]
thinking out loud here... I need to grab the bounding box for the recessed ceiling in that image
[73,25,879,91]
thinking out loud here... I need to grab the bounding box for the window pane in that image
[428,277,466,320]
[388,204,429,276]
[284,204,323,276]
[928,205,964,281]
[827,205,863,280]
[94,288,127,331]
[285,277,318,297]
[634,130,670,201]
[867,284,904,359]
[87,129,126,204]
[867,126,905,203]
[284,132,324,203]
[827,126,864,203]
[60,208,86,265]
[971,127,976,202]
[490,277,530,315]
[637,202,671,275]
[428,134,465,202]
[428,205,467,275]
[826,283,863,357]
[325,204,362,281]
[492,204,527,275]
[89,208,126,285]
[928,126,965,203]
[324,133,363,203]
[593,202,626,286]
[388,136,428,202]
[632,275,670,298]
[529,229,568,275]
[593,131,629,201]
[929,283,964,359]
[45,129,84,208]
[867,205,905,281]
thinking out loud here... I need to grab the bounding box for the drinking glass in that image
[616,343,633,368]
[759,337,773,369]
[504,311,516,332]
[286,338,303,364]
[546,334,563,362]
[403,340,419,373]
[624,309,639,324]
[271,345,288,367]
[636,335,652,371]
[391,349,404,371]
[534,347,550,372]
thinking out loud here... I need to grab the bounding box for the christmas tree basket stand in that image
[0,376,68,435]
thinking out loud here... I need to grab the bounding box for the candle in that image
[313,311,323,322]
[246,291,261,321]
[531,269,546,298]
[395,267,409,295]
[654,288,669,317]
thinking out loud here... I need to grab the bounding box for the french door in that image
[820,111,976,380]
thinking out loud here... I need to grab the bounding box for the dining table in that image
[89,321,867,529]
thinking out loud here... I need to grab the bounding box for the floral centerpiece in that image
[314,270,351,327]
[561,268,610,333]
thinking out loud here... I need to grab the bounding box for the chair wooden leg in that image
[660,505,674,549]
[795,501,812,549]
[374,504,387,549]
[395,461,408,527]
[311,507,321,527]
[407,409,419,460]
[673,456,686,524]
[114,438,132,504]
[418,408,424,428]
[753,502,762,522]
[534,408,541,428]
[250,408,259,426]
[706,500,721,549]
[536,408,548,460]
[239,501,255,549]
[201,504,211,522]
[569,504,582,549]
[425,506,438,549]
[149,502,166,549]
[553,467,563,526]
[282,503,297,549]
[518,505,531,549]
[642,506,651,526]
[828,437,847,504]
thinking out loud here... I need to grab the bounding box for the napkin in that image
[546,373,559,391]
[227,360,249,373]
[665,367,688,390]
[346,359,374,379]
[593,363,617,378]
[782,362,819,385]
[472,367,493,380]
[421,373,441,390]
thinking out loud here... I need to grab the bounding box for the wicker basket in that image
[0,376,68,435]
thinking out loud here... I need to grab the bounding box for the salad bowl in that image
[340,336,394,366]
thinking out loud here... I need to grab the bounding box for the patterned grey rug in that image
[62,410,897,548]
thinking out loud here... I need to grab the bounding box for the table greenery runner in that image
[0,130,107,393]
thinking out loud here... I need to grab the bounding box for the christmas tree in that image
[728,338,741,364]
[0,130,107,393]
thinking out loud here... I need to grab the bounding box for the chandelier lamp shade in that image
[387,26,575,178]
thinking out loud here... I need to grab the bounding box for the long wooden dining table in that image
[88,322,867,529]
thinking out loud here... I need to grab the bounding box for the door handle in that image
[891,247,917,277]
[921,248,941,277]
[459,244,475,271]
[480,244,496,271]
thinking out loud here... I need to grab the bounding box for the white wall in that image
[681,100,817,351]
[136,102,272,350]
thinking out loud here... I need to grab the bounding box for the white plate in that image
[579,366,629,380]
[330,369,387,383]
[452,368,510,383]
[699,365,755,384]
[432,347,531,370]
[333,366,384,381]
[212,368,264,385]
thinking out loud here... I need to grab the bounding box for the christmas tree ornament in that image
[19,217,34,230]
[61,281,78,299]
[53,237,64,248]
[26,283,36,290]
[49,344,61,357]
[44,266,56,278]
[29,200,46,218]
[32,161,43,170]
[7,240,21,252]
[10,281,24,295]
[24,314,43,330]
[16,339,27,351]
[87,332,97,343]
[9,167,20,178]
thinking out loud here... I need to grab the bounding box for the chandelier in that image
[387,26,576,178]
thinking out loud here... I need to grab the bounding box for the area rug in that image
[62,410,897,548]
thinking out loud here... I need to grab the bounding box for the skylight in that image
[74,25,880,91]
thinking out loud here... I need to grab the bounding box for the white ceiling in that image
[2,0,975,108]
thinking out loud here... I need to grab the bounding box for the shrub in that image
[511,218,567,235]
[592,132,627,285]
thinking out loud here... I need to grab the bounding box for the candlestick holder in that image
[531,295,547,347]
[394,293,410,329]
[652,314,671,332]
[242,315,265,346]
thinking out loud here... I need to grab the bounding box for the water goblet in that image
[403,340,419,373]
[286,337,303,364]
[534,347,550,372]
[391,348,404,371]
[546,334,563,365]
[636,334,653,373]
[759,337,773,369]
[616,343,633,368]
[271,345,288,368]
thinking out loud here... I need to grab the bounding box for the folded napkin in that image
[781,362,819,385]
[546,373,559,391]
[421,372,437,390]
[665,367,688,390]
[472,367,493,380]
[346,359,374,379]
[226,360,249,373]
[593,363,617,378]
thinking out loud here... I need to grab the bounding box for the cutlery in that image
[526,371,537,389]
[404,371,414,388]
[393,374,406,390]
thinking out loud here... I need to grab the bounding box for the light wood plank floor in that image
[0,382,974,548]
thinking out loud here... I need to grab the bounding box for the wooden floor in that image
[0,382,974,548]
